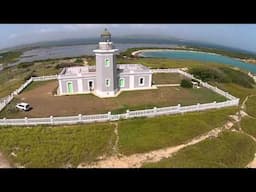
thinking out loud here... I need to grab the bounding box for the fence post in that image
[126,110,130,119]
[108,112,111,121]
[213,101,217,108]
[78,114,82,122]
[177,104,181,112]
[25,117,28,125]
[153,107,157,115]
[3,117,6,124]
[197,103,200,111]
[50,116,53,124]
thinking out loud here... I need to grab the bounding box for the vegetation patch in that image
[0,123,115,168]
[143,131,256,168]
[55,62,84,69]
[0,51,22,65]
[189,66,255,88]
[180,79,193,88]
[241,117,256,138]
[245,96,256,118]
[118,108,236,155]
[213,83,256,104]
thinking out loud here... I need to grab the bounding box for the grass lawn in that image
[0,80,227,118]
[118,108,237,155]
[0,61,60,98]
[241,117,256,138]
[0,123,115,168]
[117,57,227,69]
[152,73,184,84]
[213,83,256,104]
[0,107,237,168]
[142,131,256,168]
[245,96,256,118]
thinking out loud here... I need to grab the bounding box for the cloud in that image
[8,33,18,39]
[39,28,55,33]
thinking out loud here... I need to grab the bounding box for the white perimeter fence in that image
[0,69,240,126]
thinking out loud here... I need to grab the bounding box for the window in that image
[104,58,110,67]
[119,78,125,88]
[139,77,144,86]
[105,79,110,87]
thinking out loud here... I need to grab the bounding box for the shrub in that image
[74,58,83,64]
[23,70,37,81]
[17,62,33,69]
[55,63,83,69]
[189,67,255,88]
[180,79,193,88]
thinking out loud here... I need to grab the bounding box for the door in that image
[88,80,94,91]
[67,82,73,93]
[119,78,125,88]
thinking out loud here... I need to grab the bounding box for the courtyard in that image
[0,73,227,118]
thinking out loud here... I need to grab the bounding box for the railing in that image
[0,68,240,126]
[0,75,58,112]
[152,68,238,101]
[0,99,239,126]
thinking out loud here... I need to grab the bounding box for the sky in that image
[0,24,256,53]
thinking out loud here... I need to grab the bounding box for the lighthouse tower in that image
[93,28,119,97]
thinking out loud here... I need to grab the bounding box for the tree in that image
[180,79,193,88]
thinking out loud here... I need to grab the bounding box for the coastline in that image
[239,58,256,65]
[131,48,256,66]
[131,48,220,57]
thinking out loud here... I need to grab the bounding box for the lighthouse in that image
[93,28,119,97]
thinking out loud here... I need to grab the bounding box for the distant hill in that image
[1,34,255,56]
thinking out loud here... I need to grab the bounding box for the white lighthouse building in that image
[58,28,153,98]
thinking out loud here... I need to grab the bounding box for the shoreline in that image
[131,48,221,57]
[131,48,256,65]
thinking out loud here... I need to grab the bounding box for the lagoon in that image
[140,50,256,73]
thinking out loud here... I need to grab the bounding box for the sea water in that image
[140,50,256,73]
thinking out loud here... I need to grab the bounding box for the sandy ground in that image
[0,153,11,168]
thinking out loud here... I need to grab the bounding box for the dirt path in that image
[78,120,234,168]
[0,152,11,168]
[112,122,120,156]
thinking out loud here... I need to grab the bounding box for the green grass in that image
[189,66,255,88]
[0,51,22,65]
[241,117,256,138]
[213,83,256,104]
[118,108,237,155]
[0,61,60,98]
[246,96,256,118]
[143,131,256,168]
[118,57,227,69]
[0,123,115,168]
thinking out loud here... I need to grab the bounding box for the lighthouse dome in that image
[101,28,111,42]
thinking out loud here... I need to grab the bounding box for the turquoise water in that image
[140,50,256,73]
